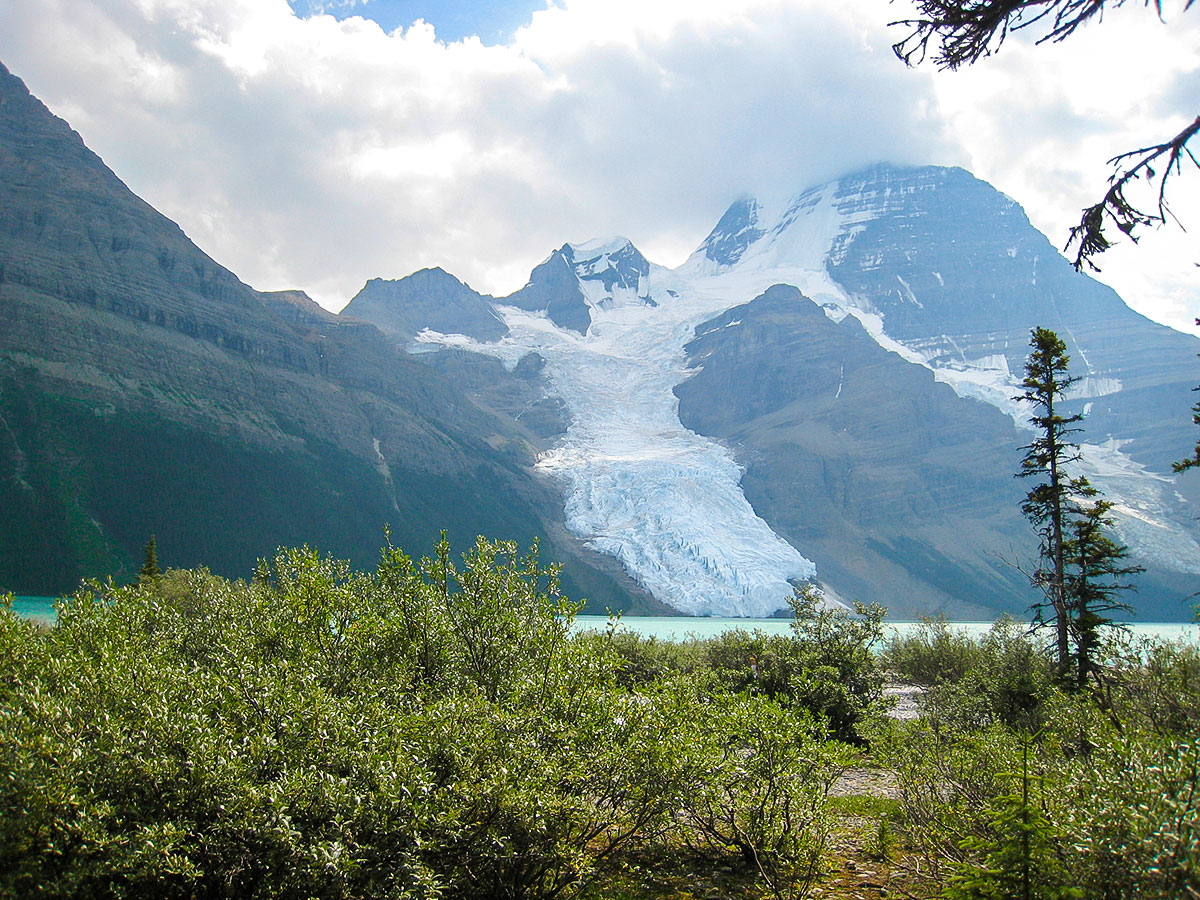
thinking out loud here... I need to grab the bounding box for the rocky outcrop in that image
[502,246,594,334]
[341,268,508,344]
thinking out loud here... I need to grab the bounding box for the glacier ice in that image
[420,256,821,616]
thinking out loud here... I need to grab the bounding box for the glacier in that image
[419,238,824,616]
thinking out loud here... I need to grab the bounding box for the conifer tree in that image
[1016,327,1084,679]
[139,534,161,582]
[1063,481,1141,689]
[1173,348,1200,473]
[946,735,1080,900]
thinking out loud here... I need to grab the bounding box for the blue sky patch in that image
[287,0,550,44]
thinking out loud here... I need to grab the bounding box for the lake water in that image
[10,596,1197,644]
[9,596,58,625]
[571,615,1200,645]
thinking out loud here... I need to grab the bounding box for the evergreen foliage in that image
[1062,485,1141,688]
[1173,369,1200,473]
[1016,327,1085,678]
[945,736,1081,900]
[1015,328,1139,687]
[138,533,160,581]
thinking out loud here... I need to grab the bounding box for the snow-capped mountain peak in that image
[501,237,658,334]
[688,196,765,270]
[563,236,655,313]
[353,161,1200,619]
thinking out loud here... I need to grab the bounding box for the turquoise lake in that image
[10,595,1197,644]
[573,615,1200,644]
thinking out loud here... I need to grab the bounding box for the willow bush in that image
[0,539,850,900]
[879,618,1200,900]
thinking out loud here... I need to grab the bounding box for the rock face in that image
[818,164,1198,474]
[502,239,656,335]
[341,268,508,343]
[673,284,1032,618]
[0,62,650,611]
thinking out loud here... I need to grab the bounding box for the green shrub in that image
[921,617,1057,733]
[881,615,986,685]
[0,540,849,900]
[599,628,703,686]
[677,691,849,898]
[1100,634,1200,738]
[700,628,799,700]
[785,587,888,743]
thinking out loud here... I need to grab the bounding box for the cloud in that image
[0,0,1193,329]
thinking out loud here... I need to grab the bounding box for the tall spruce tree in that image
[1016,327,1084,679]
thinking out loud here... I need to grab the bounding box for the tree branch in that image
[1066,116,1200,270]
[891,1,1196,270]
[890,1,1136,70]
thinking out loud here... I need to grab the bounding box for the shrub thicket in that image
[0,541,857,900]
[878,616,1200,899]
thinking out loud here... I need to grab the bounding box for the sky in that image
[0,0,1197,331]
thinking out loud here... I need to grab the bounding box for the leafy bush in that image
[700,628,800,700]
[784,588,888,743]
[678,691,849,898]
[600,627,704,686]
[920,616,1056,733]
[606,589,889,745]
[1100,634,1200,738]
[882,628,1200,900]
[881,615,986,685]
[0,540,844,900]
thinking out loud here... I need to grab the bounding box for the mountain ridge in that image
[0,61,654,612]
[355,161,1200,618]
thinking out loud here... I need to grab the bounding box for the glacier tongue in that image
[419,255,828,615]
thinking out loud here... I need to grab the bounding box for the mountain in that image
[341,268,508,343]
[0,62,653,611]
[365,165,1200,619]
[695,164,1198,474]
[679,164,1200,617]
[672,284,1031,619]
[5,56,1196,619]
[500,238,657,335]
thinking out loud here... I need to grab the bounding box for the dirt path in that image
[813,766,926,900]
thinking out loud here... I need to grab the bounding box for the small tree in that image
[138,534,161,582]
[1016,327,1084,679]
[945,734,1082,900]
[1062,482,1141,689]
[1173,347,1200,473]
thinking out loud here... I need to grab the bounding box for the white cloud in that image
[0,0,1194,330]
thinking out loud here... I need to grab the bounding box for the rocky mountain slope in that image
[673,284,1031,619]
[0,62,650,610]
